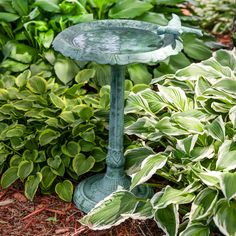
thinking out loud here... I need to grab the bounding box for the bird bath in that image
[53,15,202,213]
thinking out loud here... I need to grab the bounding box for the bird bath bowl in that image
[53,15,202,213]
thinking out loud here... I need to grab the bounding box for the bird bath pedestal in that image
[53,16,201,213]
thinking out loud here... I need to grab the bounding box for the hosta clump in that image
[80,48,236,236]
[0,68,109,201]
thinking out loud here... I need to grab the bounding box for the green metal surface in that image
[53,15,202,213]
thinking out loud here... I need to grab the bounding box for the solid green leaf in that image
[34,0,60,12]
[179,223,210,236]
[80,190,139,230]
[213,199,236,236]
[12,0,28,16]
[189,188,218,221]
[27,76,47,94]
[130,154,167,190]
[72,154,95,176]
[55,180,73,202]
[54,58,79,84]
[91,147,106,162]
[109,0,153,19]
[155,204,179,236]
[219,172,236,200]
[39,129,60,146]
[0,12,19,22]
[17,160,34,180]
[1,167,19,188]
[25,172,42,201]
[128,64,152,85]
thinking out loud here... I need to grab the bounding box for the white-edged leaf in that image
[216,140,236,171]
[193,169,221,187]
[219,172,236,200]
[179,223,210,236]
[229,105,236,128]
[155,204,179,236]
[152,186,195,209]
[176,135,198,154]
[130,153,167,190]
[213,199,236,236]
[189,188,218,222]
[80,190,139,230]
[190,145,215,162]
[158,85,189,111]
[206,116,225,142]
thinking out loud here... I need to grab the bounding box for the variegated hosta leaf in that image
[179,223,210,236]
[124,200,154,220]
[80,190,139,230]
[219,172,236,200]
[158,84,190,111]
[192,168,221,187]
[176,135,198,154]
[229,105,236,128]
[213,79,236,96]
[172,116,204,134]
[124,92,153,115]
[213,199,236,236]
[156,117,189,136]
[154,204,179,236]
[125,147,155,175]
[151,186,195,209]
[190,145,215,162]
[140,89,167,114]
[216,140,236,171]
[189,188,218,222]
[205,116,225,142]
[130,153,168,190]
[195,76,211,97]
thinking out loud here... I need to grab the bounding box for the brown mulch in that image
[0,182,162,236]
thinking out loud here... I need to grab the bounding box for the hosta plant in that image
[80,48,236,236]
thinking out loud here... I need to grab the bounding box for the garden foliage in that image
[81,48,236,236]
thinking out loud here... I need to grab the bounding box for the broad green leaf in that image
[1,167,19,188]
[23,149,38,162]
[61,141,80,157]
[128,64,152,85]
[213,199,236,236]
[195,76,211,97]
[216,142,236,171]
[75,105,94,121]
[137,12,168,25]
[156,0,185,5]
[54,58,79,84]
[17,160,34,180]
[214,48,236,70]
[189,188,218,222]
[12,0,28,16]
[182,34,212,61]
[27,76,47,94]
[34,0,60,12]
[75,69,95,84]
[152,186,195,209]
[39,129,60,146]
[109,0,153,19]
[179,223,210,236]
[38,29,54,48]
[213,79,236,95]
[72,154,95,176]
[10,155,22,167]
[49,93,65,109]
[5,124,25,138]
[47,156,61,170]
[130,200,153,220]
[0,12,19,22]
[190,145,215,162]
[177,135,198,155]
[158,85,189,111]
[59,111,75,123]
[130,154,167,190]
[219,172,236,200]
[25,172,42,201]
[50,162,65,176]
[80,190,139,230]
[206,116,225,142]
[155,204,179,236]
[55,180,73,202]
[91,147,106,162]
[80,129,95,142]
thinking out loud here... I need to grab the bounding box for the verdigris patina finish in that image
[53,14,202,213]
